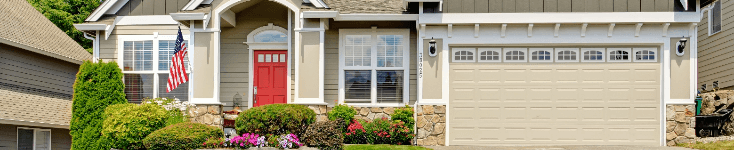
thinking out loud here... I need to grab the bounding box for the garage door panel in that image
[449,62,660,146]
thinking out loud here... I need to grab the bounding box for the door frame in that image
[245,23,291,108]
[252,50,289,107]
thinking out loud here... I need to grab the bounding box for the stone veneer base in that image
[665,104,696,146]
[188,104,224,129]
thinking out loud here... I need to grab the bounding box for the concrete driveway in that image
[424,145,694,150]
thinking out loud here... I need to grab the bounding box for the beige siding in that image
[0,43,79,99]
[698,1,734,90]
[299,32,320,98]
[324,21,418,106]
[671,38,691,99]
[422,39,442,99]
[116,0,190,16]
[219,1,290,109]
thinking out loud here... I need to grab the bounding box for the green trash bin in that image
[695,96,702,115]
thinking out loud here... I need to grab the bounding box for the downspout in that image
[83,32,98,62]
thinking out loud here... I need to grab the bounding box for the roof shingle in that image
[314,0,406,14]
[0,0,92,64]
[0,84,72,127]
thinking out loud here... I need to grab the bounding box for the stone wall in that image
[188,104,224,129]
[666,104,696,146]
[415,105,446,146]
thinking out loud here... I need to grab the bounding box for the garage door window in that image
[340,29,410,105]
[503,48,527,62]
[608,48,631,62]
[529,48,553,62]
[633,48,657,62]
[452,48,476,62]
[581,48,605,62]
[555,48,579,62]
[478,48,501,62]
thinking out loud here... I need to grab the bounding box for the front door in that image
[254,50,287,107]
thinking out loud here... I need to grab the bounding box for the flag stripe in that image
[167,27,188,93]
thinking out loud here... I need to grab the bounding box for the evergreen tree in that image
[26,0,102,54]
[70,61,127,150]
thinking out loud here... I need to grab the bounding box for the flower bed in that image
[344,118,414,145]
[202,133,304,149]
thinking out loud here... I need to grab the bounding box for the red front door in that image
[254,50,288,107]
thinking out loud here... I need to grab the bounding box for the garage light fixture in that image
[428,37,437,57]
[676,38,687,56]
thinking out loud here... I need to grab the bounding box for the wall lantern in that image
[676,38,687,56]
[428,38,437,57]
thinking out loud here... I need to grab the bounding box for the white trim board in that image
[419,12,700,24]
[116,15,179,25]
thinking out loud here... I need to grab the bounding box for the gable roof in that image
[0,0,92,64]
[316,0,405,14]
[0,84,72,129]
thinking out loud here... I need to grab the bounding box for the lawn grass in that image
[677,140,734,150]
[344,144,433,150]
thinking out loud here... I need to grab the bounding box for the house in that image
[0,0,93,149]
[74,0,700,147]
[698,0,727,91]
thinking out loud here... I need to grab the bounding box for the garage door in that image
[448,47,660,146]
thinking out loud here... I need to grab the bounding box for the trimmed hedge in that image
[327,104,357,129]
[235,104,316,137]
[391,106,415,129]
[304,119,344,150]
[70,61,127,150]
[102,103,169,149]
[142,122,223,150]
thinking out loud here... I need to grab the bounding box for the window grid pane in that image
[35,131,51,150]
[557,50,577,61]
[609,50,629,60]
[479,51,500,61]
[635,50,656,61]
[505,51,525,60]
[124,74,155,103]
[158,73,190,101]
[158,40,189,71]
[345,35,372,67]
[377,35,403,67]
[124,41,154,71]
[531,51,552,60]
[584,51,604,61]
[376,71,403,103]
[345,70,371,103]
[18,129,33,150]
[454,51,474,61]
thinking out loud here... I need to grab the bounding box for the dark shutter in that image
[712,1,722,34]
[17,129,33,150]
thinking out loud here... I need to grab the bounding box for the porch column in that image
[190,23,219,104]
[293,17,326,104]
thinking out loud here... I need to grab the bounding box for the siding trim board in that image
[439,0,678,13]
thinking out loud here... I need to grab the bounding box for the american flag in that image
[167,26,189,93]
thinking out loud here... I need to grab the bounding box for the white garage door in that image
[448,47,661,146]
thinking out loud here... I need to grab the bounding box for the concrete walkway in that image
[425,145,693,150]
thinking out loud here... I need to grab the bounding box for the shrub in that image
[235,104,316,137]
[327,104,357,128]
[392,106,415,129]
[304,119,344,150]
[143,97,191,126]
[102,103,169,149]
[142,122,223,150]
[344,119,368,144]
[202,137,226,148]
[361,118,414,145]
[70,61,127,150]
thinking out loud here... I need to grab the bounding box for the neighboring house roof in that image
[0,0,92,64]
[0,84,72,129]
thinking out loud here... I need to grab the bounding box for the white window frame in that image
[529,48,554,62]
[338,29,410,106]
[555,48,580,62]
[451,48,477,63]
[17,127,51,150]
[117,35,191,101]
[503,48,528,63]
[606,48,632,62]
[708,0,722,36]
[633,48,658,62]
[477,48,502,63]
[581,48,606,62]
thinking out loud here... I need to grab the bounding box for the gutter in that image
[83,33,98,63]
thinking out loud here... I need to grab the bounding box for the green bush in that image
[235,104,316,137]
[142,122,223,150]
[327,104,357,128]
[304,119,344,150]
[391,106,415,129]
[143,97,190,126]
[102,103,169,149]
[345,118,414,145]
[70,61,127,150]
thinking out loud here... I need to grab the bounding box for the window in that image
[253,30,287,42]
[340,29,410,105]
[478,48,501,62]
[529,48,553,62]
[555,48,579,62]
[607,48,631,62]
[581,48,605,62]
[120,35,190,103]
[17,127,50,150]
[503,48,527,62]
[633,48,657,62]
[452,48,476,62]
[709,1,722,36]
